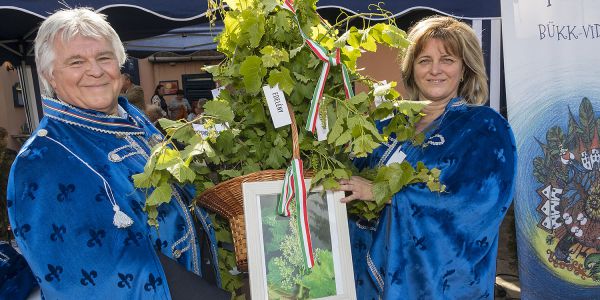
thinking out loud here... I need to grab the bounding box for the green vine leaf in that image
[239,55,267,94]
[167,162,196,183]
[267,67,296,95]
[146,183,173,207]
[240,10,266,49]
[204,100,234,122]
[261,46,290,68]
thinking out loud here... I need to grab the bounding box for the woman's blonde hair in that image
[401,16,488,105]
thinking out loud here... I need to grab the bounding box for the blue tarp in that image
[0,1,212,64]
[0,1,501,64]
[317,0,500,19]
[123,23,223,58]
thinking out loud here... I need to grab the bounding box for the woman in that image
[168,90,191,120]
[7,8,227,299]
[151,84,168,118]
[187,99,206,122]
[339,16,517,299]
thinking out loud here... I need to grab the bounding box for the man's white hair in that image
[34,8,127,96]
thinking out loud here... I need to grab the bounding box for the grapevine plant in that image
[134,0,444,295]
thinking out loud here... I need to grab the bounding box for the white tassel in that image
[113,205,134,228]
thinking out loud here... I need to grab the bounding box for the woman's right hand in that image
[337,176,374,203]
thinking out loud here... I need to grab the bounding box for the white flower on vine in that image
[373,82,393,96]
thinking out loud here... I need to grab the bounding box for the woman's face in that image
[413,38,464,104]
[48,35,121,114]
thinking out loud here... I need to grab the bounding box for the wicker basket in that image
[195,103,304,271]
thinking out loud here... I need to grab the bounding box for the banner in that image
[502,1,600,298]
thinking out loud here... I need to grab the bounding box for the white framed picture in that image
[243,180,356,300]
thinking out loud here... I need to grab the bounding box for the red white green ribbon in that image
[281,0,355,134]
[276,158,315,268]
[277,164,294,217]
[282,0,295,13]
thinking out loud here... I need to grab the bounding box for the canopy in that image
[317,0,500,20]
[0,1,212,64]
[123,23,223,58]
[1,1,502,64]
[0,0,504,132]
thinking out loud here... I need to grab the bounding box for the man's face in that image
[48,35,121,114]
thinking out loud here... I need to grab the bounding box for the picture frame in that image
[243,180,356,300]
[159,80,179,95]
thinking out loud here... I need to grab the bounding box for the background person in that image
[151,84,168,118]
[7,8,227,299]
[187,98,206,122]
[168,89,191,120]
[0,127,17,241]
[339,16,517,299]
[120,72,145,111]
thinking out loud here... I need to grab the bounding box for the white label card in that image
[373,80,393,121]
[211,86,225,99]
[263,84,292,128]
[385,146,407,166]
[192,123,228,138]
[315,115,329,141]
[374,80,387,108]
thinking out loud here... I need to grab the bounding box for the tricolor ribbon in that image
[281,0,355,134]
[276,158,315,268]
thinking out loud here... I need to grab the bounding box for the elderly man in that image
[7,8,226,299]
[121,73,146,111]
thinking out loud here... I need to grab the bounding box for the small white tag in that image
[385,146,407,166]
[211,87,225,99]
[192,123,228,138]
[192,124,209,137]
[373,80,387,107]
[263,84,292,128]
[315,115,329,141]
[373,80,393,121]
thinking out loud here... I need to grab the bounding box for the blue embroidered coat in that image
[350,98,517,299]
[7,98,220,299]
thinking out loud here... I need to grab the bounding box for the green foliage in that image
[584,253,600,282]
[209,213,245,293]
[134,0,446,295]
[263,201,336,299]
[300,249,336,298]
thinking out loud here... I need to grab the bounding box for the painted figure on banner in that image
[532,97,600,284]
[337,16,517,299]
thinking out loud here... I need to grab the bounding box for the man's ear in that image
[47,72,57,90]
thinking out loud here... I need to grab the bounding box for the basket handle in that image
[288,103,300,160]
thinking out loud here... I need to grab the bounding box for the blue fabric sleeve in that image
[7,140,171,299]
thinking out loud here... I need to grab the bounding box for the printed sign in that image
[502,1,600,298]
[263,84,292,129]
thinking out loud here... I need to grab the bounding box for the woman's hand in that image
[337,176,374,203]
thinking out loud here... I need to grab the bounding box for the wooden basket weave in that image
[195,103,303,271]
